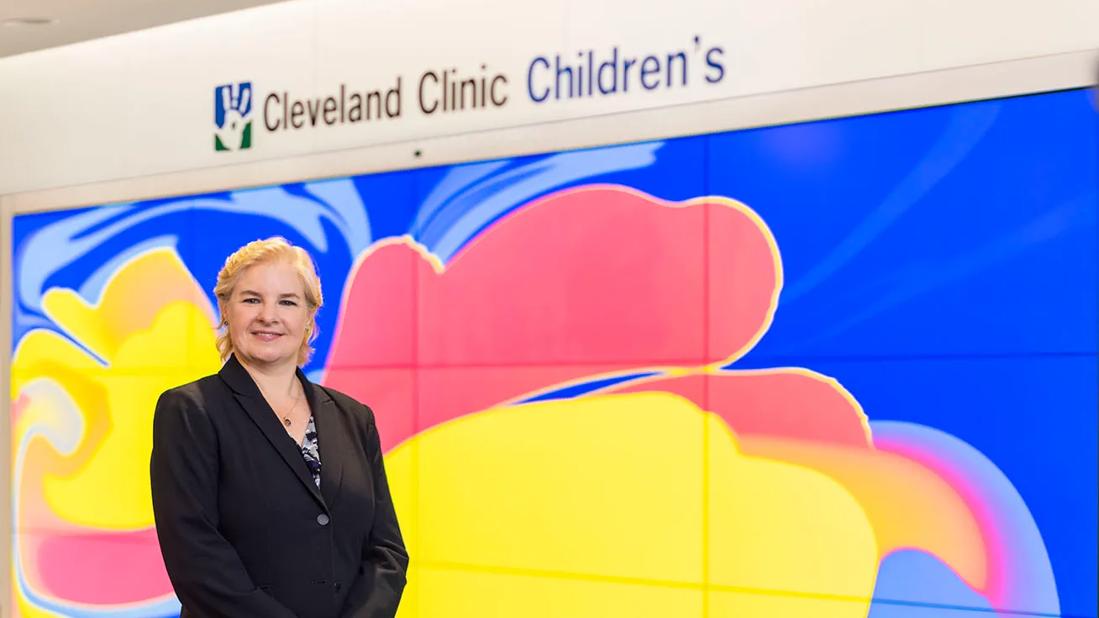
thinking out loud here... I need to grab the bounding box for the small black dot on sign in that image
[413,149,422,157]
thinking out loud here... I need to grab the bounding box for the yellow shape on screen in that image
[11,248,220,531]
[36,248,214,368]
[386,391,877,617]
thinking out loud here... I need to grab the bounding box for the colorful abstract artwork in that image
[9,89,1097,617]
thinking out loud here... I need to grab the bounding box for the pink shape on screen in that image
[324,185,780,450]
[34,528,173,604]
[11,393,29,424]
[606,370,870,447]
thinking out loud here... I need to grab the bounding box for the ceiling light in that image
[1,17,59,27]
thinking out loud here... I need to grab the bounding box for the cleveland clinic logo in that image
[214,82,253,151]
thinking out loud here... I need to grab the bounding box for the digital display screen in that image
[10,88,1096,617]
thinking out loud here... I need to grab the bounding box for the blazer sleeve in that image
[338,412,409,618]
[150,388,297,618]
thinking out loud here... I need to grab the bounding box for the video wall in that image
[9,88,1097,617]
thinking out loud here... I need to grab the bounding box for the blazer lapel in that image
[219,355,326,508]
[305,380,345,508]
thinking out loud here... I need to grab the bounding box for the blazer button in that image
[316,513,330,526]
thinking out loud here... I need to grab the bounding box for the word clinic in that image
[263,68,508,130]
[418,66,508,114]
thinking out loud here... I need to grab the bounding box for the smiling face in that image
[225,258,312,372]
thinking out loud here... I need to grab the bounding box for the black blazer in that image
[150,355,408,618]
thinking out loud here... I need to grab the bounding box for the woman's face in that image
[226,259,311,371]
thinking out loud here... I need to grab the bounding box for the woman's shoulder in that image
[313,383,377,426]
[156,373,228,413]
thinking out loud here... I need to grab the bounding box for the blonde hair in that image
[214,237,324,365]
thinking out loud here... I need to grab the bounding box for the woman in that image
[150,237,408,618]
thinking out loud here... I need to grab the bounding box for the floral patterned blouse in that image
[300,416,322,487]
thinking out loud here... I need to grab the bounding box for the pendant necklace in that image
[259,381,302,428]
[282,391,302,427]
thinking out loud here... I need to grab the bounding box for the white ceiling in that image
[0,0,293,58]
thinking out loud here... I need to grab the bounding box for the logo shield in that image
[214,82,253,151]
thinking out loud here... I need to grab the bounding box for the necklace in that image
[281,389,303,427]
[258,381,303,428]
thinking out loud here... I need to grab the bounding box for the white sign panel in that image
[0,0,1097,194]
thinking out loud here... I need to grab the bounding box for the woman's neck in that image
[238,356,299,399]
